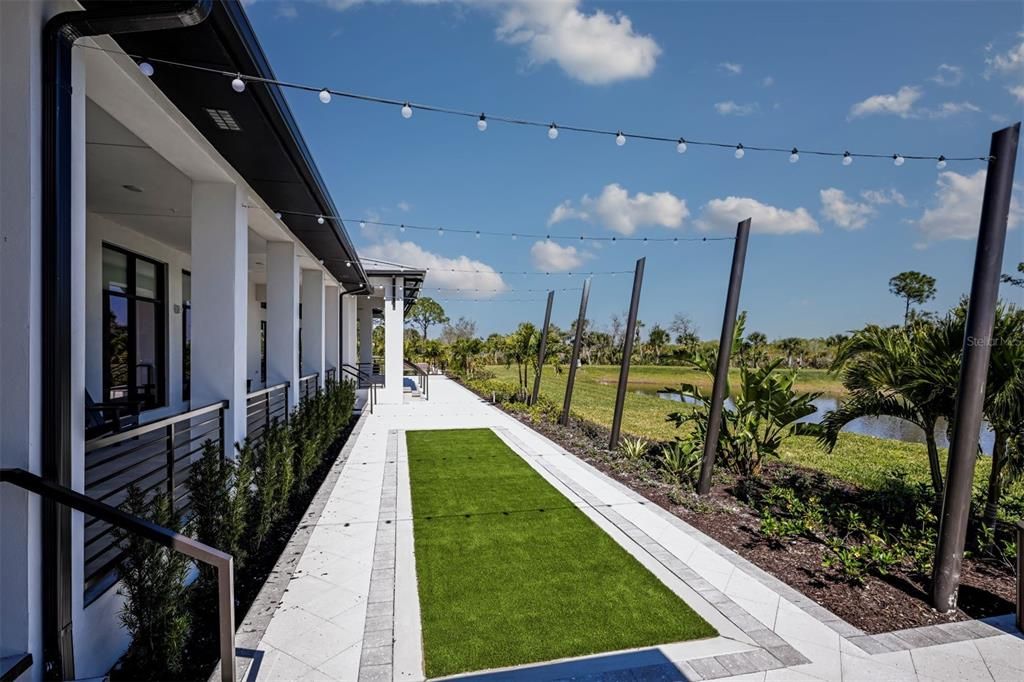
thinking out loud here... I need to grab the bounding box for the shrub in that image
[619,436,650,460]
[114,486,190,678]
[249,419,294,548]
[658,439,702,488]
[758,485,824,542]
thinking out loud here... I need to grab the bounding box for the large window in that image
[102,245,166,410]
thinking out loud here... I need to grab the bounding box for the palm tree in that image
[820,324,954,498]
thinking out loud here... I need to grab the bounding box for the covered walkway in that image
[236,377,1023,682]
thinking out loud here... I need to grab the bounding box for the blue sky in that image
[244,0,1024,340]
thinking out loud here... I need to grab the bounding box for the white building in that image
[0,1,423,678]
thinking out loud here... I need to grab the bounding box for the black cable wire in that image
[76,42,990,165]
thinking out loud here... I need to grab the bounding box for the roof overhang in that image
[82,0,368,292]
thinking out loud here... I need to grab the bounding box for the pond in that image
[643,389,995,455]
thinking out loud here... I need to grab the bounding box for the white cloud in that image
[921,101,981,119]
[761,76,775,87]
[530,240,588,271]
[495,0,661,84]
[397,200,412,212]
[718,62,742,75]
[360,239,507,298]
[929,64,963,86]
[579,183,688,235]
[915,169,1022,242]
[1009,85,1024,103]
[547,199,588,226]
[820,188,875,230]
[985,38,1024,77]
[714,100,757,116]
[860,188,908,207]
[696,197,819,235]
[848,85,923,119]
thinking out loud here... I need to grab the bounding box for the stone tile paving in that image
[245,377,1023,682]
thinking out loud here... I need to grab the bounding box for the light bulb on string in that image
[477,114,487,132]
[437,227,444,237]
[676,138,687,154]
[616,131,626,146]
[475,230,481,238]
[548,123,559,140]
[139,61,154,77]
[936,156,947,170]
[790,148,799,163]
[316,215,325,225]
[318,89,331,104]
[734,143,745,159]
[842,151,853,166]
[511,233,518,240]
[345,261,351,267]
[401,102,413,119]
[359,221,366,229]
[231,75,245,92]
[893,154,905,167]
[399,224,406,233]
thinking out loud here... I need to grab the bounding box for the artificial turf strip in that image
[406,428,716,678]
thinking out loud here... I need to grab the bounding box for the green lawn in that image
[407,428,716,678]
[483,365,999,493]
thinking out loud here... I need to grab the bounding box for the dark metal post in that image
[561,278,592,425]
[1017,521,1024,630]
[531,291,555,405]
[165,424,176,512]
[696,218,752,495]
[609,259,645,449]
[932,123,1019,612]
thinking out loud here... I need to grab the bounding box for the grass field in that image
[407,428,716,678]
[483,365,998,493]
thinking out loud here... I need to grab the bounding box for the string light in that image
[734,143,745,159]
[75,43,986,168]
[677,138,687,154]
[138,61,154,77]
[937,155,947,170]
[423,286,581,293]
[477,113,487,132]
[400,224,406,232]
[359,220,366,229]
[274,211,282,219]
[319,89,331,104]
[317,215,325,225]
[893,154,905,167]
[790,148,799,164]
[616,131,626,146]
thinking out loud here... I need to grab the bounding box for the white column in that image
[300,268,325,383]
[381,279,405,404]
[341,294,357,368]
[267,241,300,408]
[189,183,248,449]
[358,295,373,368]
[325,284,340,373]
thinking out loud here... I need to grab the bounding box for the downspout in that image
[41,3,211,678]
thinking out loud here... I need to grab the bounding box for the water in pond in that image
[643,389,995,455]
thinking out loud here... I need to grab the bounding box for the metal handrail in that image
[0,468,236,682]
[340,364,375,415]
[403,359,429,400]
[244,381,289,401]
[85,400,229,452]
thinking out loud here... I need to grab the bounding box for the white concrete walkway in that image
[241,377,1024,682]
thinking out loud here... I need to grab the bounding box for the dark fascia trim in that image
[218,0,370,292]
[41,3,213,678]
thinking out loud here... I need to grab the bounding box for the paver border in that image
[217,412,369,682]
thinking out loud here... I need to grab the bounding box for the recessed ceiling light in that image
[122,184,144,193]
[204,108,241,131]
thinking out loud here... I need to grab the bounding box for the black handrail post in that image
[932,123,1019,612]
[165,424,176,513]
[531,291,555,405]
[696,218,752,495]
[609,259,645,449]
[1017,521,1024,630]
[561,278,591,426]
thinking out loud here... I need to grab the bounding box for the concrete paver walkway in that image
[240,377,1023,682]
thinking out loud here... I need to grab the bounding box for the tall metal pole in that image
[609,258,645,449]
[561,278,592,425]
[931,123,1019,612]
[696,218,752,495]
[531,291,555,405]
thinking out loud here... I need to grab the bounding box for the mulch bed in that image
[461,383,1016,635]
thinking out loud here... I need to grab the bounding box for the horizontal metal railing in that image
[84,400,228,599]
[341,364,375,414]
[298,372,319,402]
[245,382,289,450]
[325,367,337,384]
[403,359,429,400]
[1,468,236,682]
